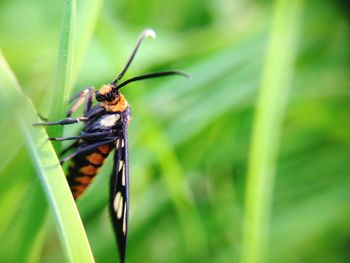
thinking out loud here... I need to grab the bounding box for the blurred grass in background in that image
[0,0,349,263]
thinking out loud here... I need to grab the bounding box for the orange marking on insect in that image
[101,93,128,112]
[72,185,86,198]
[98,84,113,95]
[98,145,110,154]
[79,165,97,175]
[75,176,91,185]
[86,152,105,165]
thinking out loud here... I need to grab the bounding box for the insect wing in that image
[109,130,129,263]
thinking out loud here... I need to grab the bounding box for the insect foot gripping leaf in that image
[34,28,190,263]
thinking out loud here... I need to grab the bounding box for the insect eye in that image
[105,93,113,101]
[95,92,104,102]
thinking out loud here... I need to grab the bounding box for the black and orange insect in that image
[35,29,189,263]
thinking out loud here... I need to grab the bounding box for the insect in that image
[34,28,189,263]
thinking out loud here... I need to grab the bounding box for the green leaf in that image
[0,50,95,263]
[50,0,77,145]
[241,1,304,263]
[74,0,104,81]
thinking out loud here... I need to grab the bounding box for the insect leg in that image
[49,136,82,141]
[84,87,95,116]
[33,116,88,126]
[60,138,116,165]
[60,141,80,157]
[49,131,112,141]
[37,112,48,121]
[69,89,87,103]
[66,87,95,117]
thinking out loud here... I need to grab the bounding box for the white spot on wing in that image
[123,205,127,235]
[122,164,126,186]
[113,192,122,212]
[117,198,124,219]
[100,114,120,127]
[119,160,124,172]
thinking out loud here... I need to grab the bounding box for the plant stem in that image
[241,1,303,263]
[50,0,77,150]
[0,49,95,263]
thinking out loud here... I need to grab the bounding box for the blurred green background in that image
[0,0,349,262]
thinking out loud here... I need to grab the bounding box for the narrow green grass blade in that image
[74,0,104,81]
[241,1,304,263]
[0,51,95,263]
[19,108,95,263]
[0,118,23,173]
[13,183,48,263]
[141,113,208,260]
[1,1,103,260]
[50,0,77,144]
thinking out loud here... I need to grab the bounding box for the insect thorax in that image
[100,93,129,113]
[86,108,130,132]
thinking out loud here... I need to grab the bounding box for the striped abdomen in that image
[67,143,113,199]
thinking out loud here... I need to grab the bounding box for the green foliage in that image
[0,0,349,263]
[50,0,77,146]
[241,1,303,262]
[0,43,94,263]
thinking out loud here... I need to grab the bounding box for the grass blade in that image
[0,1,104,260]
[50,0,77,143]
[0,50,95,263]
[142,114,208,260]
[13,183,48,263]
[241,1,304,262]
[19,109,95,263]
[74,0,104,81]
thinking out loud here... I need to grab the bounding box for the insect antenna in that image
[116,70,191,90]
[112,28,156,85]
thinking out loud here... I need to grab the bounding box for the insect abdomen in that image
[67,143,113,199]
